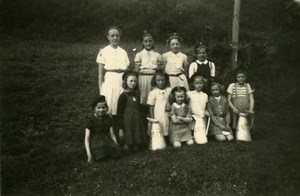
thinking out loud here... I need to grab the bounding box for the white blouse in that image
[96,45,129,70]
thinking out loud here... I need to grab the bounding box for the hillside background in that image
[1,0,300,195]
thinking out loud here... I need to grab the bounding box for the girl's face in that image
[155,75,166,89]
[169,39,180,53]
[175,91,185,105]
[126,75,137,90]
[143,36,154,50]
[236,73,246,85]
[94,102,108,117]
[194,77,204,92]
[211,85,220,97]
[107,29,120,47]
[196,48,208,62]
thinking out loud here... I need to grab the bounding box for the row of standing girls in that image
[84,26,254,162]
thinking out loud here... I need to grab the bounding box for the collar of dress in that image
[173,103,185,108]
[196,60,208,64]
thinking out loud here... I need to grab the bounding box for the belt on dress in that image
[168,73,184,81]
[105,69,125,73]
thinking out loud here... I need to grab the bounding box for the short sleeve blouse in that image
[96,45,129,70]
[162,51,188,75]
[134,49,162,70]
[227,83,254,98]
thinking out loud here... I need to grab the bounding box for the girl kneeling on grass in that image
[207,82,234,142]
[117,71,148,152]
[169,86,194,148]
[84,95,124,163]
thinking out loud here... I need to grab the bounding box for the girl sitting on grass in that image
[207,82,234,142]
[84,95,124,163]
[117,71,148,152]
[169,86,194,148]
[147,70,172,142]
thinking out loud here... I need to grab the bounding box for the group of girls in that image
[84,26,255,162]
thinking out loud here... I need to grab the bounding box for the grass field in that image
[1,37,300,195]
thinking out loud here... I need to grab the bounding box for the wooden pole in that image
[231,0,241,70]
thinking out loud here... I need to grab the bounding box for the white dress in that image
[96,45,129,115]
[147,87,172,136]
[187,90,208,130]
[162,51,189,90]
[134,49,162,104]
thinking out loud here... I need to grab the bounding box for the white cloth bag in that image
[236,113,252,141]
[192,115,207,144]
[147,118,166,151]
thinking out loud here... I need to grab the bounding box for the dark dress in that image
[195,61,211,80]
[194,61,213,94]
[117,91,148,145]
[86,115,123,160]
[207,96,232,136]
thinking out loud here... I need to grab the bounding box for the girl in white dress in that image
[96,26,130,135]
[162,33,189,90]
[187,75,209,144]
[147,71,172,141]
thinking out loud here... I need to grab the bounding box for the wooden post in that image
[231,0,241,70]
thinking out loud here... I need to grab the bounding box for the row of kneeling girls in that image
[84,26,254,162]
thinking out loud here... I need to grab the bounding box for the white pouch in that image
[147,117,167,151]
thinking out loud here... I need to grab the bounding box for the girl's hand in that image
[119,129,124,141]
[204,110,210,117]
[233,108,239,114]
[248,109,254,114]
[226,124,232,131]
[87,155,93,163]
[165,103,171,111]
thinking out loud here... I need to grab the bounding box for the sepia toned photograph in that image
[1,0,299,195]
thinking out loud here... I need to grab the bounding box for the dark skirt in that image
[91,133,124,160]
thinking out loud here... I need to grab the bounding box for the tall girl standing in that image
[162,34,189,90]
[134,31,163,107]
[96,26,130,133]
[117,71,148,151]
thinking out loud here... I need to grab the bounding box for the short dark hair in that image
[151,70,170,88]
[106,26,122,36]
[194,42,208,54]
[122,71,139,91]
[167,33,183,45]
[169,86,189,104]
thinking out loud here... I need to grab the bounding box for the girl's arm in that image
[149,105,155,119]
[84,128,93,163]
[109,127,118,144]
[177,105,193,123]
[134,53,141,72]
[171,114,183,124]
[157,54,164,70]
[177,116,193,123]
[227,94,239,114]
[248,93,255,114]
[98,63,105,92]
[117,93,127,140]
[210,62,216,82]
[207,101,227,130]
[183,55,189,76]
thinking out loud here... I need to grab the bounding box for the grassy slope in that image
[1,38,300,195]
